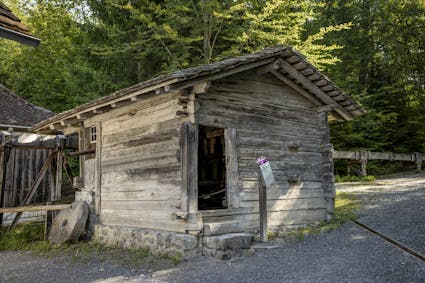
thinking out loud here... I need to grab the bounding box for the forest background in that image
[1,0,424,174]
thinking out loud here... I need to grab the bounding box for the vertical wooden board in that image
[180,122,198,213]
[95,122,102,215]
[84,158,96,191]
[55,150,64,201]
[224,128,239,208]
[19,150,27,204]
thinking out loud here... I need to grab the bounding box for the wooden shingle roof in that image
[0,2,40,46]
[0,84,53,129]
[32,46,365,133]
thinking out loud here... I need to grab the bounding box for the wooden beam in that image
[256,59,283,75]
[180,122,199,233]
[277,60,354,121]
[270,70,322,107]
[0,203,71,213]
[225,128,239,209]
[95,122,102,215]
[67,149,96,157]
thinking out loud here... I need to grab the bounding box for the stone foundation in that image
[93,224,200,259]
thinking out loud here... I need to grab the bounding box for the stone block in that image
[203,233,253,250]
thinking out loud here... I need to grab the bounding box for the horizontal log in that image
[99,213,187,233]
[203,209,327,227]
[333,150,421,162]
[68,149,95,157]
[0,203,71,213]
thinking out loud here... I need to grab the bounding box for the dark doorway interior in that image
[198,126,227,210]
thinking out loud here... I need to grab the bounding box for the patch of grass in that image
[0,222,47,251]
[335,175,376,183]
[272,192,361,240]
[0,223,181,268]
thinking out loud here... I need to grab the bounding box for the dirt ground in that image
[1,171,425,282]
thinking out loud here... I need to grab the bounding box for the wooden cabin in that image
[32,46,363,256]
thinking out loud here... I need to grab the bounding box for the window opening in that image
[90,126,97,144]
[198,125,227,210]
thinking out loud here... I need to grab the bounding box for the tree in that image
[86,0,351,81]
[0,0,114,112]
[318,0,425,153]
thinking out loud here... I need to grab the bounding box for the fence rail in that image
[332,150,423,176]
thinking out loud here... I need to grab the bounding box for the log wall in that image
[197,72,330,230]
[85,91,189,233]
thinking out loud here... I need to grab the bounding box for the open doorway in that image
[198,125,227,210]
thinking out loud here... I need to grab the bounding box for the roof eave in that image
[0,26,40,46]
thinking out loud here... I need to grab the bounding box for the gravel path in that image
[1,172,424,282]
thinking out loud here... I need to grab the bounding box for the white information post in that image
[256,157,275,242]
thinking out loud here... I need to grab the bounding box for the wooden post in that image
[95,122,102,215]
[0,140,8,227]
[224,128,239,209]
[55,135,66,201]
[258,168,268,243]
[360,150,368,177]
[181,122,200,234]
[415,153,422,171]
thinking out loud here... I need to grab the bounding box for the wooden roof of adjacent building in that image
[32,46,365,133]
[0,84,53,129]
[0,2,40,46]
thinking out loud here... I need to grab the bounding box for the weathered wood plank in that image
[101,208,178,220]
[0,203,71,213]
[85,91,182,125]
[102,199,180,210]
[198,100,321,133]
[102,185,180,201]
[102,99,182,133]
[209,77,315,109]
[239,170,322,182]
[99,213,187,233]
[197,113,320,138]
[103,130,180,153]
[239,197,326,210]
[240,188,325,202]
[103,151,180,170]
[95,122,102,215]
[199,93,319,126]
[225,128,239,209]
[103,118,185,146]
[203,209,327,227]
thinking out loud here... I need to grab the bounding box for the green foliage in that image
[0,0,116,112]
[335,175,376,183]
[0,223,46,251]
[320,0,425,155]
[0,223,181,266]
[87,0,348,79]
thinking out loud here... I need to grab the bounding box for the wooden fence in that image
[0,132,77,228]
[332,150,423,176]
